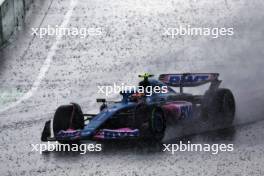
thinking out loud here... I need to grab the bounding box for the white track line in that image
[0,0,78,113]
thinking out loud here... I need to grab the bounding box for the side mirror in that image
[96,98,106,103]
[97,99,107,111]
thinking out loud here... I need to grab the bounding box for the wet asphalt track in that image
[0,0,264,175]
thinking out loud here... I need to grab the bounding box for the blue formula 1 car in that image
[41,73,235,143]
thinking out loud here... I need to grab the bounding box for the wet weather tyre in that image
[204,88,235,127]
[53,103,84,143]
[148,108,166,142]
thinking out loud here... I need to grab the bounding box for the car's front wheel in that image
[53,103,84,143]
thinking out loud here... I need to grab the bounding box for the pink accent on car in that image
[93,128,139,139]
[162,101,192,120]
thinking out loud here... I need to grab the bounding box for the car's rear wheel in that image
[202,88,235,127]
[53,103,84,143]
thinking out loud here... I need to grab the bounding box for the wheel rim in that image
[152,110,164,132]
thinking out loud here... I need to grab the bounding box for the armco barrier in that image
[0,0,33,46]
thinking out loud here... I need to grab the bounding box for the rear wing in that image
[159,73,221,93]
